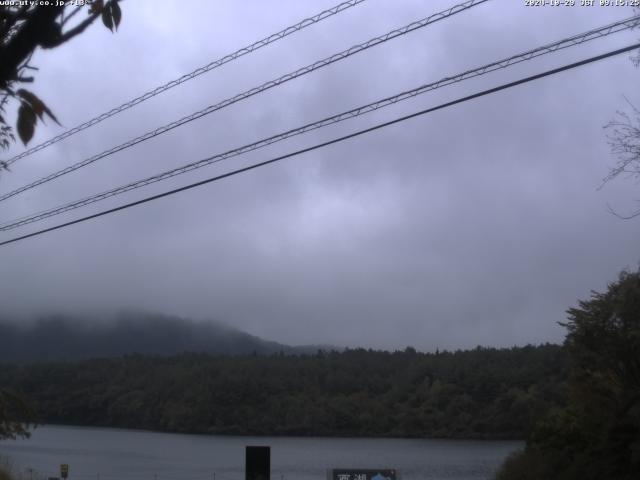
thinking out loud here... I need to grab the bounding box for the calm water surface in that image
[0,425,522,480]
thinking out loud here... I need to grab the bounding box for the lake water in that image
[0,425,522,480]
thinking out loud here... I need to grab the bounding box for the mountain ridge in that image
[0,310,335,363]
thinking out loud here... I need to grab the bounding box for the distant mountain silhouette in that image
[0,311,333,363]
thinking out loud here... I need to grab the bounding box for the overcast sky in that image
[1,0,639,351]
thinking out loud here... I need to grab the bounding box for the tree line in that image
[497,270,640,480]
[2,270,637,479]
[0,344,566,439]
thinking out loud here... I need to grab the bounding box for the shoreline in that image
[15,423,527,442]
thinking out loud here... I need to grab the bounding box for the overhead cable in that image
[3,0,368,167]
[0,0,490,203]
[1,15,638,231]
[1,42,638,247]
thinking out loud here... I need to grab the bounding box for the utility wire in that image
[1,42,638,248]
[1,15,638,231]
[0,0,490,203]
[2,0,367,167]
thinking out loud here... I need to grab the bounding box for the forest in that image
[0,344,566,439]
[2,270,638,479]
[496,270,640,480]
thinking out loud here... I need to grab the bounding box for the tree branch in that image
[606,202,640,220]
[60,5,83,27]
[51,7,103,48]
[0,5,31,41]
[0,6,63,86]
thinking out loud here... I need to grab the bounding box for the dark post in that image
[245,446,270,480]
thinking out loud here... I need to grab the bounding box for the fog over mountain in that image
[1,1,640,350]
[0,311,332,363]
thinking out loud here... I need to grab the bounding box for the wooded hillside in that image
[0,344,566,439]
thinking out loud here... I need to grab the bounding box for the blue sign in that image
[331,469,397,480]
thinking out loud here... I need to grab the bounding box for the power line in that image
[1,15,638,231]
[1,42,638,248]
[2,0,367,167]
[0,0,490,203]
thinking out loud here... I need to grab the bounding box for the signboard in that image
[60,465,69,479]
[245,446,270,480]
[331,469,397,480]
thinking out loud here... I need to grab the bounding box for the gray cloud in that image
[1,0,639,351]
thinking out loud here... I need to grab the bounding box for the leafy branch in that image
[0,0,123,159]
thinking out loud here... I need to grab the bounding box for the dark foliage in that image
[0,0,122,152]
[0,388,34,440]
[496,270,640,479]
[0,344,566,439]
